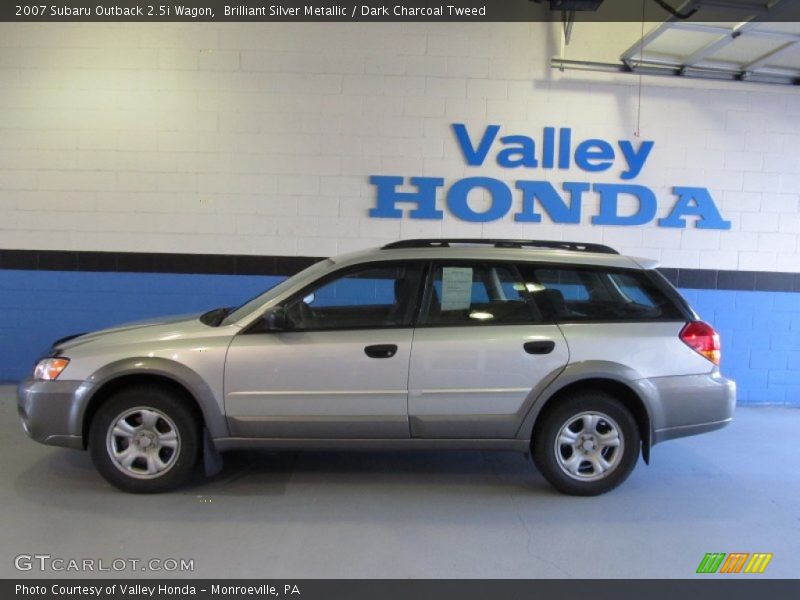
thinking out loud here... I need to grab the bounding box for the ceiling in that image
[552,0,800,86]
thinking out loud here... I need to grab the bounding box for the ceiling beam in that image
[694,0,768,11]
[743,40,800,71]
[619,0,700,66]
[551,57,800,85]
[682,29,744,67]
[682,0,790,67]
[622,0,793,70]
[560,0,800,88]
[672,21,800,42]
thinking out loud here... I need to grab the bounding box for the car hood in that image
[54,313,207,351]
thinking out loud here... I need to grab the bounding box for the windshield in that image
[220,259,333,326]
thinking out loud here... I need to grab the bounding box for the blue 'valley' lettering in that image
[368,123,730,230]
[452,124,654,179]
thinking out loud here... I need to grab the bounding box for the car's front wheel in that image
[532,391,640,496]
[88,386,200,493]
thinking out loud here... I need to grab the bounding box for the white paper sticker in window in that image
[440,267,473,311]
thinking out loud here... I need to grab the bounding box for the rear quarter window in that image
[518,265,684,322]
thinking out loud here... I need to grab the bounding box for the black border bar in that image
[3,579,800,600]
[0,249,319,277]
[1,248,799,292]
[4,0,800,23]
[657,267,800,293]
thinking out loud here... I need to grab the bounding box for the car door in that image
[408,261,569,439]
[224,261,425,439]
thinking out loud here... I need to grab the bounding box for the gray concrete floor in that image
[1,385,798,579]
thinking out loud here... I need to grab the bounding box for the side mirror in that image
[262,307,288,331]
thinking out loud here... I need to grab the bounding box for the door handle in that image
[524,340,555,355]
[364,344,398,359]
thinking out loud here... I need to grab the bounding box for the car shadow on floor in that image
[12,440,756,529]
[201,448,543,496]
[13,446,548,501]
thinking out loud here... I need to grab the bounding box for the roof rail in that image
[381,239,619,255]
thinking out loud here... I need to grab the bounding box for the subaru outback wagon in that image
[18,239,735,495]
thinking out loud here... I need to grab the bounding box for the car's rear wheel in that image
[89,386,200,493]
[532,391,640,496]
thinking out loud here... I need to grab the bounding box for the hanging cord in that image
[635,0,646,137]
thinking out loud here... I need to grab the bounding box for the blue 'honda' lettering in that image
[368,123,728,230]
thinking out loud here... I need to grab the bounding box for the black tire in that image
[532,391,640,496]
[88,386,201,493]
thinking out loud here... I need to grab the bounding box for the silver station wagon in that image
[18,239,735,495]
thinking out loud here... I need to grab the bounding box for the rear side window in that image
[422,263,542,326]
[518,265,684,322]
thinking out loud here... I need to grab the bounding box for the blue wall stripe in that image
[682,288,800,406]
[1,269,798,406]
[0,270,283,381]
[2,248,800,293]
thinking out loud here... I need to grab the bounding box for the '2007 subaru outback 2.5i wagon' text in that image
[18,239,735,495]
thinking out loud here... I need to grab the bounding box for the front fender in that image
[76,357,229,441]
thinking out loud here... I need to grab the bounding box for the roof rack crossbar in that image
[381,239,619,255]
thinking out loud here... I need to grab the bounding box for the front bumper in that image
[647,370,736,445]
[17,379,86,449]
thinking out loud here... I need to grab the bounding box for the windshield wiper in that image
[199,307,232,327]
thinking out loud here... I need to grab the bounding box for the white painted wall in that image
[1,22,799,271]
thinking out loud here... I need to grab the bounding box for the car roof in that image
[330,243,658,271]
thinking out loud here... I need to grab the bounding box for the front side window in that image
[221,259,334,326]
[518,264,684,322]
[280,262,424,331]
[421,263,542,326]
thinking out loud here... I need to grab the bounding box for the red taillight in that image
[680,321,720,365]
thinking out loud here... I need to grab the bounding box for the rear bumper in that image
[645,371,736,445]
[17,379,85,449]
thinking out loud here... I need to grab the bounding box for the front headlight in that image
[33,358,70,381]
